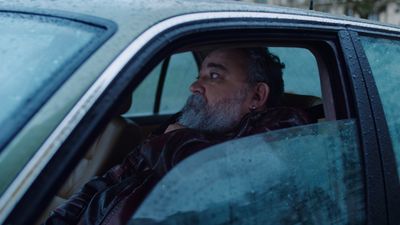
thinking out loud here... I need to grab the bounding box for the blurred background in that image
[235,0,400,25]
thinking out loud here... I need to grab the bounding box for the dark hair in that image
[244,48,285,107]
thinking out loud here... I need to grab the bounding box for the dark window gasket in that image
[0,8,117,152]
[154,56,171,114]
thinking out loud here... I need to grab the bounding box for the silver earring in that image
[250,105,256,111]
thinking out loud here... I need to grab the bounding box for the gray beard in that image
[178,91,247,133]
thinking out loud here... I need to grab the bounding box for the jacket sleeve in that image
[42,176,110,225]
[42,129,215,225]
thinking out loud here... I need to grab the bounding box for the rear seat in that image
[280,92,324,122]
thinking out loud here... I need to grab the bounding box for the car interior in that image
[36,43,331,224]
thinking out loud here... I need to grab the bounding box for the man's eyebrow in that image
[207,62,228,72]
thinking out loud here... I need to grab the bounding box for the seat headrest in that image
[280,93,322,109]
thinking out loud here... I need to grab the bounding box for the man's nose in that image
[190,79,205,95]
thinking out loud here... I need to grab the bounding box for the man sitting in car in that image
[44,47,311,225]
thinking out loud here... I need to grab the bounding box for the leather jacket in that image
[43,107,311,225]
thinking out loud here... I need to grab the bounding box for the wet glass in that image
[130,120,365,225]
[360,36,400,179]
[0,12,102,130]
[0,12,104,195]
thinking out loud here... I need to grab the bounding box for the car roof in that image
[2,0,399,63]
[2,0,400,34]
[3,0,399,64]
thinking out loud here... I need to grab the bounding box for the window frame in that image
[3,13,388,225]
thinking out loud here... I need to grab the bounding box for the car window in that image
[269,47,321,97]
[160,52,197,114]
[0,12,106,195]
[129,63,161,115]
[127,52,197,116]
[129,120,365,225]
[359,36,400,178]
[128,48,321,117]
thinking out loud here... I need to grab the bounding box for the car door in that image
[129,119,364,225]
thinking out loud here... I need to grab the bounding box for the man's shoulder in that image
[235,107,312,137]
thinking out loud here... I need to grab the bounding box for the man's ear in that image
[251,82,269,109]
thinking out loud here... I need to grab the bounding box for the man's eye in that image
[210,73,219,79]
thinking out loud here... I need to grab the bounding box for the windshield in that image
[0,11,108,195]
[0,11,104,148]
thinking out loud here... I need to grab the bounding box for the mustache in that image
[184,94,207,109]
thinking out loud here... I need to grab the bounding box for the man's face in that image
[178,48,254,132]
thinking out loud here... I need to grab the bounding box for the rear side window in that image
[130,120,365,225]
[269,47,321,97]
[128,52,197,116]
[129,63,162,115]
[359,36,400,178]
[160,52,197,114]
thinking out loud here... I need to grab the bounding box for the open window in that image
[124,42,342,138]
[126,47,323,118]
